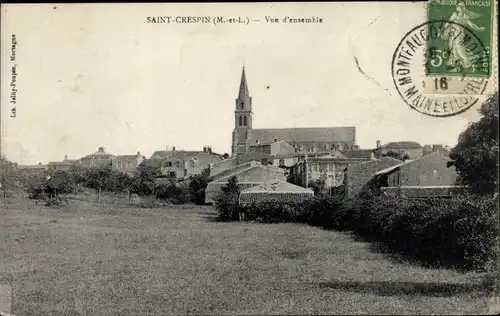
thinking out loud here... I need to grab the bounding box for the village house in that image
[289,151,374,189]
[373,151,464,198]
[18,163,48,176]
[80,147,115,168]
[205,161,287,204]
[423,144,451,156]
[47,155,82,172]
[111,152,145,175]
[155,146,223,179]
[373,140,423,160]
[344,156,403,198]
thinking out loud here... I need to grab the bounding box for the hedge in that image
[225,192,499,272]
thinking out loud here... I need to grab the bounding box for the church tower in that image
[232,66,253,157]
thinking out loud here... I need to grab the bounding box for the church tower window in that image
[239,116,243,126]
[243,116,247,126]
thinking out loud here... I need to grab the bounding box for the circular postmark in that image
[391,20,489,117]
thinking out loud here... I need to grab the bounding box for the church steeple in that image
[232,66,253,157]
[238,66,249,99]
[235,66,252,113]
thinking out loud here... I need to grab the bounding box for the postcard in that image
[1,2,498,315]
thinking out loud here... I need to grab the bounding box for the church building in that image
[231,67,357,157]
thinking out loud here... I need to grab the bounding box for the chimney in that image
[208,146,212,154]
[274,137,278,142]
[64,155,68,160]
[172,146,176,151]
[203,146,207,153]
[98,147,105,153]
[376,140,381,148]
[137,151,141,156]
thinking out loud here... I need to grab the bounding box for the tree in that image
[84,165,112,202]
[132,161,159,197]
[449,92,499,195]
[46,170,73,197]
[114,172,135,199]
[188,167,211,205]
[0,158,27,197]
[308,179,327,196]
[68,164,86,194]
[214,176,241,221]
[383,150,410,161]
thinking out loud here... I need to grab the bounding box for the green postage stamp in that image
[391,0,496,116]
[427,0,493,77]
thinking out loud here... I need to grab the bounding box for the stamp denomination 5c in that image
[427,0,493,77]
[392,1,497,116]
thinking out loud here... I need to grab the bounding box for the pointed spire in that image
[238,66,249,98]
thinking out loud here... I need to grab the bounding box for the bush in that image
[241,200,298,223]
[155,183,191,205]
[342,194,499,272]
[296,195,345,229]
[214,176,241,221]
[238,190,498,272]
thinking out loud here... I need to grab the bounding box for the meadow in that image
[0,198,497,315]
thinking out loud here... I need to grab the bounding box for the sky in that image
[0,2,490,165]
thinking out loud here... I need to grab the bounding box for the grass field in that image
[0,198,497,315]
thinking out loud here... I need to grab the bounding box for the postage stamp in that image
[421,0,497,95]
[392,1,497,116]
[426,0,493,77]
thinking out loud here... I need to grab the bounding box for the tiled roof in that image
[249,127,356,144]
[213,163,284,183]
[249,140,289,147]
[374,151,449,176]
[342,149,374,159]
[211,161,255,182]
[379,141,422,149]
[82,151,114,159]
[237,152,274,165]
[241,180,313,193]
[375,163,403,175]
[19,164,47,169]
[150,150,201,160]
[381,186,467,198]
[205,182,261,204]
[314,150,347,159]
[209,158,238,177]
[47,159,80,166]
[114,155,142,162]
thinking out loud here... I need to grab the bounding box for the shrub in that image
[156,183,191,205]
[188,168,211,205]
[343,194,499,272]
[296,195,345,229]
[241,200,298,223]
[214,176,241,221]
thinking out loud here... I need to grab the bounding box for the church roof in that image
[249,127,355,144]
[379,141,422,149]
